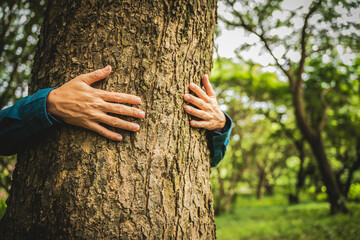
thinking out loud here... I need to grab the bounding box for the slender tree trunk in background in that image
[307,137,347,214]
[292,79,348,214]
[343,137,360,198]
[264,180,274,196]
[291,139,305,203]
[0,1,217,239]
[256,167,266,200]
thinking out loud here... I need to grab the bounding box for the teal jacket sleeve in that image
[207,113,232,167]
[0,88,58,155]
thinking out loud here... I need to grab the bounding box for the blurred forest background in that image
[0,0,359,239]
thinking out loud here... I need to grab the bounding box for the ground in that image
[216,194,360,240]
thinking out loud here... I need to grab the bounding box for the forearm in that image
[0,88,58,155]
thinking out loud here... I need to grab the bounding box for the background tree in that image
[210,59,298,213]
[0,0,218,239]
[220,0,359,214]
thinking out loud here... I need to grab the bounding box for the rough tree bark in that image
[0,0,217,239]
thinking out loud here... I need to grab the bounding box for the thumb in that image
[80,65,112,85]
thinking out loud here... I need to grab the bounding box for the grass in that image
[0,198,6,220]
[215,195,360,240]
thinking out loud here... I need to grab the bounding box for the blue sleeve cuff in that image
[22,88,58,129]
[207,113,233,167]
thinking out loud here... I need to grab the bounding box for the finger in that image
[184,106,209,120]
[98,90,142,104]
[104,102,145,118]
[100,114,140,132]
[190,120,210,129]
[80,65,112,85]
[203,74,216,97]
[183,94,208,110]
[189,83,210,102]
[87,121,123,141]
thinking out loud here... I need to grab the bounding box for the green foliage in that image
[348,183,360,201]
[210,59,307,213]
[0,198,6,220]
[0,155,16,195]
[0,0,45,108]
[215,0,360,214]
[216,196,360,240]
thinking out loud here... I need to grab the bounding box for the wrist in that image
[214,124,225,133]
[214,114,226,132]
[46,89,59,118]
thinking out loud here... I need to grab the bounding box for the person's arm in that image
[183,74,233,167]
[0,88,58,155]
[0,66,144,156]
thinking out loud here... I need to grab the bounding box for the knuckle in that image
[116,105,124,113]
[89,101,102,109]
[77,74,85,80]
[99,129,105,136]
[125,123,133,130]
[209,98,216,104]
[80,120,90,128]
[93,70,102,79]
[111,93,120,101]
[112,119,119,127]
[191,96,198,103]
[86,110,98,119]
[200,102,208,109]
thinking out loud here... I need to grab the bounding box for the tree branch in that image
[297,0,323,87]
[220,3,296,87]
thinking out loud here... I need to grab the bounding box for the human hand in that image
[46,65,145,141]
[183,74,225,132]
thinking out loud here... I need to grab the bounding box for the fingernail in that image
[133,124,140,131]
[185,106,191,112]
[136,97,141,103]
[184,94,190,100]
[116,135,122,141]
[139,111,145,118]
[104,65,111,72]
[190,83,195,88]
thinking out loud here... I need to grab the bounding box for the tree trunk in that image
[0,1,217,239]
[256,168,266,200]
[343,137,360,198]
[293,139,305,203]
[308,136,347,214]
[292,84,347,214]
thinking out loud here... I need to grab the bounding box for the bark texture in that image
[0,0,217,239]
